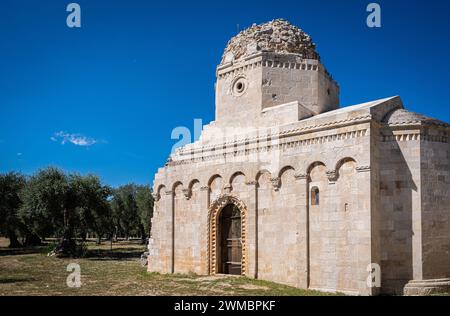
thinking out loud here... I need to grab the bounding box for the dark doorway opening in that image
[218,204,242,275]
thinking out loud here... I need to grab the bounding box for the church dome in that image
[383,108,449,127]
[221,19,320,64]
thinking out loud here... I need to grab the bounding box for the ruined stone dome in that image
[221,19,320,64]
[383,108,450,127]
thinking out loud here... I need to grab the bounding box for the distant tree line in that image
[0,167,153,256]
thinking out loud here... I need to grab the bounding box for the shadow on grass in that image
[0,246,48,257]
[0,277,36,284]
[84,247,144,261]
[0,241,145,261]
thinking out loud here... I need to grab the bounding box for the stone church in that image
[148,19,450,295]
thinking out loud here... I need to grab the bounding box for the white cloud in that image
[51,131,99,147]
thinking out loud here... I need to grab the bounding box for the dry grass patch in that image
[0,238,337,296]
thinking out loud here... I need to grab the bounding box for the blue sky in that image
[1,0,450,187]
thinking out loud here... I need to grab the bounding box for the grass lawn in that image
[0,238,336,296]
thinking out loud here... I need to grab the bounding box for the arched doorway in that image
[208,194,248,276]
[218,204,242,275]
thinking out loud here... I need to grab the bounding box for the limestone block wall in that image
[261,58,316,110]
[256,168,303,286]
[173,181,204,274]
[378,126,450,294]
[261,56,338,114]
[318,66,339,113]
[150,118,374,295]
[215,58,263,128]
[215,53,339,129]
[378,129,421,294]
[148,186,173,274]
[420,130,450,280]
[308,159,370,294]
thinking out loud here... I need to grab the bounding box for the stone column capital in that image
[326,170,338,183]
[223,183,232,194]
[182,188,191,200]
[270,177,281,191]
[152,193,161,201]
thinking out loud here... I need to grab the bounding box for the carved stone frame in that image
[208,194,248,276]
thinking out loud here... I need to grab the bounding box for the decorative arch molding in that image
[277,165,295,178]
[255,169,272,181]
[172,181,184,194]
[183,179,200,200]
[306,161,327,180]
[208,174,223,186]
[207,194,248,276]
[228,171,246,191]
[154,184,166,201]
[334,157,357,172]
[255,169,272,189]
[208,174,224,200]
[327,157,357,182]
[274,165,296,191]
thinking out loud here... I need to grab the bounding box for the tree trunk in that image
[54,211,77,257]
[55,236,77,257]
[81,231,87,242]
[24,233,42,246]
[139,224,147,245]
[96,234,102,245]
[7,230,23,248]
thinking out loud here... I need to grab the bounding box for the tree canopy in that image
[0,167,154,256]
[0,172,26,248]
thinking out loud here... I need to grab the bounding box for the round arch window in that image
[232,77,248,96]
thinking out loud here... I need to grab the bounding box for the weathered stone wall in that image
[148,186,173,274]
[173,181,204,274]
[261,55,339,114]
[150,115,373,294]
[420,129,450,280]
[256,168,302,286]
[377,125,450,294]
[215,59,263,128]
[148,18,450,296]
[378,128,421,294]
[318,67,340,113]
[308,159,372,294]
[215,54,338,129]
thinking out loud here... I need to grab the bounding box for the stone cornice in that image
[217,58,263,79]
[217,53,329,80]
[381,132,449,143]
[168,124,370,167]
[178,116,371,156]
[382,121,449,128]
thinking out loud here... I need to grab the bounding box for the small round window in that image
[232,77,248,96]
